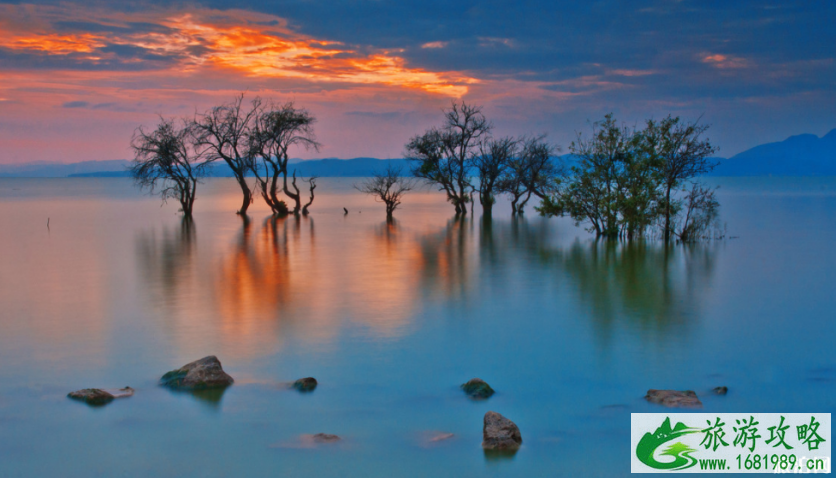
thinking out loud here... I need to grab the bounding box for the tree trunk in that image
[236,176,252,215]
[482,200,493,216]
[283,171,301,215]
[663,183,672,242]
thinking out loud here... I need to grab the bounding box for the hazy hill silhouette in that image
[710,129,836,176]
[1,130,834,177]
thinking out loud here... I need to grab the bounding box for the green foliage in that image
[539,113,719,241]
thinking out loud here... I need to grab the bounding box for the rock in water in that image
[461,378,495,399]
[292,377,318,392]
[68,387,134,406]
[160,356,234,390]
[107,386,135,398]
[429,432,455,443]
[645,389,703,408]
[713,386,728,395]
[67,388,115,406]
[482,411,522,450]
[311,433,340,443]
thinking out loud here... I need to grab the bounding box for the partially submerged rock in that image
[273,433,342,449]
[310,433,340,444]
[292,377,318,392]
[461,378,495,399]
[107,386,135,398]
[67,387,134,406]
[482,411,522,450]
[713,386,728,395]
[160,356,234,390]
[645,389,703,408]
[429,432,455,443]
[68,388,114,406]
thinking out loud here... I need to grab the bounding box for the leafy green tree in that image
[540,114,719,241]
[641,116,718,241]
[539,114,661,239]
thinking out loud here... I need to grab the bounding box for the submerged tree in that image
[130,117,209,218]
[539,114,659,238]
[642,115,718,241]
[498,135,562,214]
[474,136,516,216]
[539,114,720,241]
[355,165,417,220]
[675,183,719,241]
[192,94,261,215]
[301,176,318,215]
[406,101,491,215]
[248,101,320,216]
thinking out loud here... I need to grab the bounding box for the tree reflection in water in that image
[136,213,718,357]
[557,239,718,344]
[414,216,717,343]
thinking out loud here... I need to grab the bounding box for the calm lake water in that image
[0,177,834,477]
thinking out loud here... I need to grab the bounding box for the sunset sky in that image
[0,1,834,164]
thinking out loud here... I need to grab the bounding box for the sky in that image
[0,0,834,164]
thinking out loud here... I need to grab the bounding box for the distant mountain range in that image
[0,157,410,178]
[708,128,836,176]
[1,129,834,177]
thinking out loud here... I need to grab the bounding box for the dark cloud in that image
[0,0,834,156]
[52,20,173,35]
[62,101,89,108]
[59,101,137,112]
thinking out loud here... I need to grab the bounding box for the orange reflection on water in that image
[137,210,443,359]
[0,199,112,367]
[214,218,291,329]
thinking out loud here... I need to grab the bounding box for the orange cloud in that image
[0,32,107,55]
[0,9,476,96]
[702,53,750,69]
[421,41,448,49]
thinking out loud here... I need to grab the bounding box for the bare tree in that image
[301,176,318,215]
[130,117,209,218]
[355,165,417,220]
[474,136,516,216]
[406,101,491,215]
[192,94,261,215]
[248,101,320,216]
[642,115,718,241]
[675,183,719,242]
[498,135,562,214]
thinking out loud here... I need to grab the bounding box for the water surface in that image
[0,177,834,477]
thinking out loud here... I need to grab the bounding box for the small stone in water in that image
[292,377,318,392]
[645,389,703,408]
[461,378,495,399]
